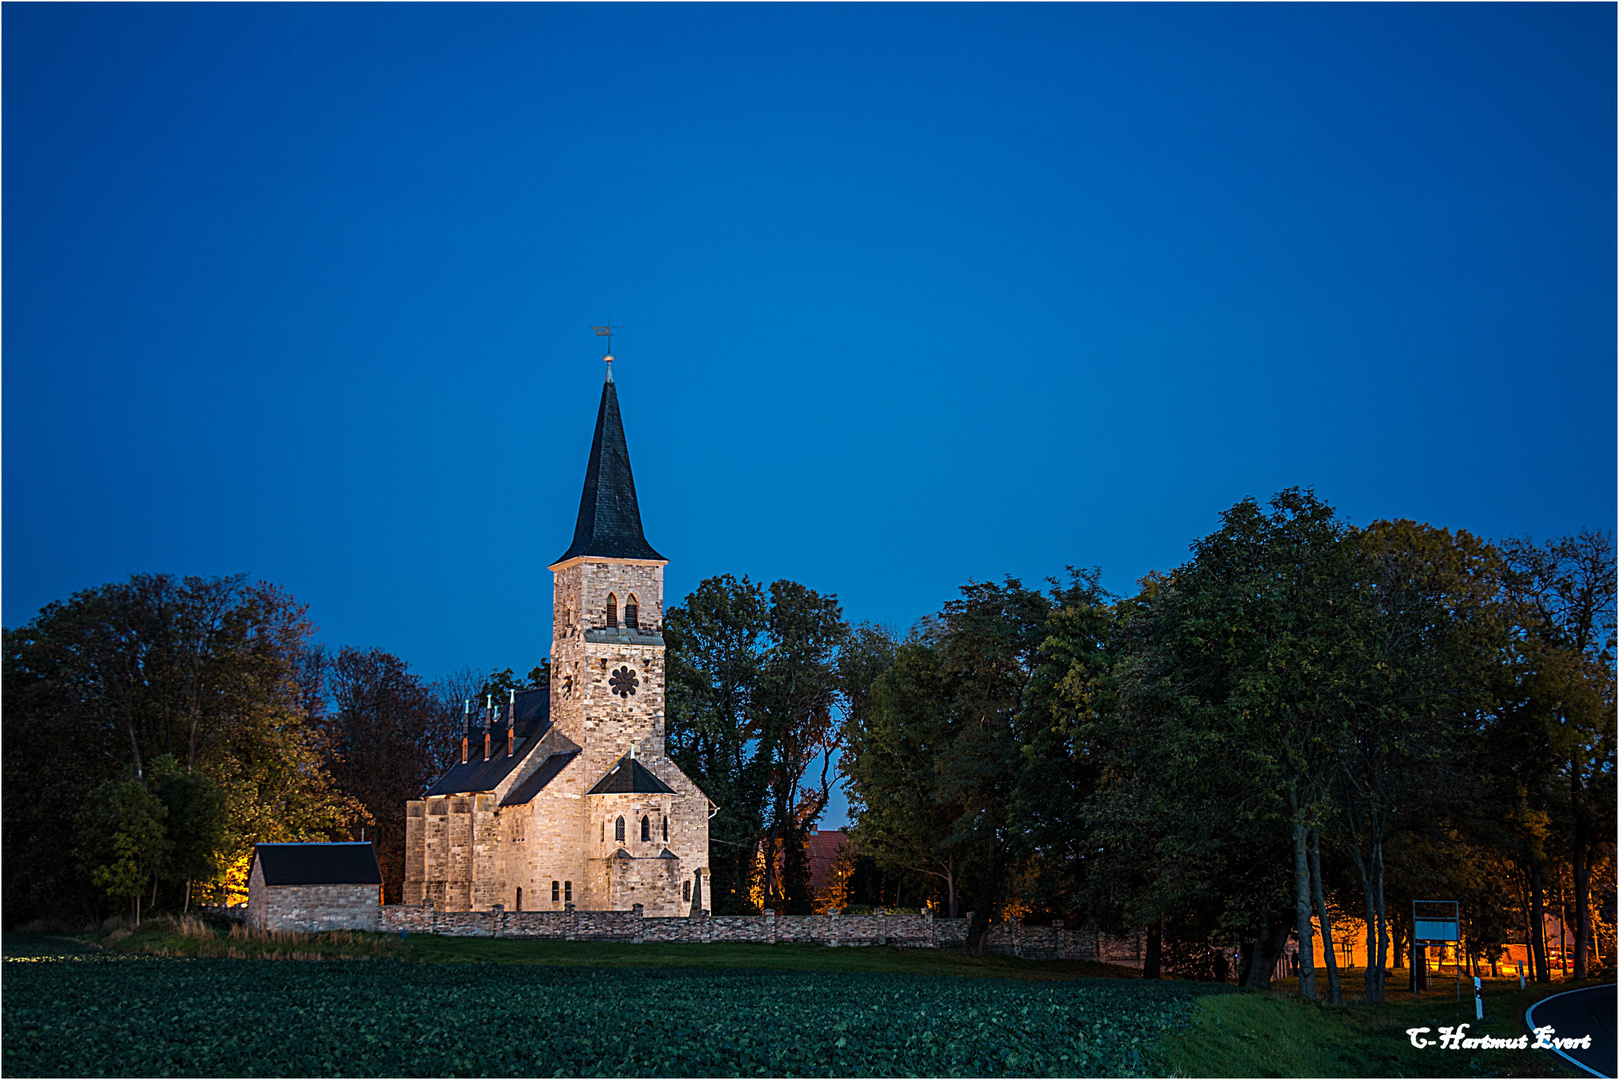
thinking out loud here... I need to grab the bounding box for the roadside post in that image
[1473,975,1483,1020]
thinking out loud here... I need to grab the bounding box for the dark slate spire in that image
[553,368,665,563]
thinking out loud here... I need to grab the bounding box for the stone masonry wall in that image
[259,884,382,933]
[374,904,983,949]
[358,903,1140,965]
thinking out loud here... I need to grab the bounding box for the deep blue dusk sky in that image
[6,5,1614,822]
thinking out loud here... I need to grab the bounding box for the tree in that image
[322,646,446,902]
[75,775,170,925]
[4,573,356,921]
[755,580,849,913]
[148,755,228,913]
[666,575,772,913]
[843,636,962,914]
[1499,531,1616,980]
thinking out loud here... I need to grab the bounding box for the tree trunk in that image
[1529,852,1550,983]
[965,848,1007,955]
[184,880,191,916]
[1292,810,1318,1000]
[1343,795,1387,1002]
[1309,829,1343,1004]
[1572,836,1593,980]
[1244,910,1292,990]
[1143,919,1162,980]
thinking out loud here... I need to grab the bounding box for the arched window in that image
[552,880,560,902]
[606,593,618,628]
[625,594,639,631]
[564,881,572,903]
[663,816,669,842]
[641,815,650,842]
[515,887,523,912]
[615,816,625,843]
[683,880,691,902]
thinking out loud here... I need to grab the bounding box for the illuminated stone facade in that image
[403,366,710,916]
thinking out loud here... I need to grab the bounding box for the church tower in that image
[548,361,670,782]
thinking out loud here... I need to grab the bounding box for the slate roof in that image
[254,842,382,887]
[553,373,665,564]
[424,688,552,797]
[587,755,675,795]
[501,750,581,806]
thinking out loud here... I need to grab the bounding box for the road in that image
[1526,983,1617,1079]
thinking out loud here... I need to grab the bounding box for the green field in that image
[2,933,1207,1077]
[1,932,1593,1077]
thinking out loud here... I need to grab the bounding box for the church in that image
[403,358,711,916]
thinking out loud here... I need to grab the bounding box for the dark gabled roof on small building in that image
[501,750,580,806]
[553,372,664,564]
[587,755,674,795]
[254,843,382,887]
[424,689,552,797]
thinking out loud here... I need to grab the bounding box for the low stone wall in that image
[977,921,1144,967]
[375,902,969,948]
[370,903,1135,962]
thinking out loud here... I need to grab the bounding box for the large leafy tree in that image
[666,575,867,915]
[1498,530,1615,980]
[4,574,354,921]
[1088,491,1362,993]
[320,646,447,903]
[665,575,772,913]
[842,636,963,913]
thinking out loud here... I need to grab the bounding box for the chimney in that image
[483,694,493,761]
[461,699,470,765]
[507,689,516,757]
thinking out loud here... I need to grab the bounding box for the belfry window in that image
[607,594,618,628]
[564,881,572,903]
[552,880,560,902]
[625,594,639,631]
[663,816,669,842]
[641,815,650,842]
[615,816,626,843]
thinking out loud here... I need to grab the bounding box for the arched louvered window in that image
[564,881,572,903]
[615,816,626,843]
[552,880,560,902]
[607,594,618,628]
[625,594,639,631]
[641,815,650,842]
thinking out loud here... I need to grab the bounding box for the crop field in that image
[3,941,1211,1077]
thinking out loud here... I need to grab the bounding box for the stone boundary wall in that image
[979,921,1145,968]
[375,902,973,948]
[369,903,1142,963]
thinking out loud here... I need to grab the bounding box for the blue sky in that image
[5,4,1613,826]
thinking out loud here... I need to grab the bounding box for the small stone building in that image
[247,842,384,931]
[404,359,712,917]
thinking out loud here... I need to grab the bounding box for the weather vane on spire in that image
[591,323,623,362]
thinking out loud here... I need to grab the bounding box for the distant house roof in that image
[501,750,580,806]
[587,755,674,795]
[424,689,551,797]
[552,373,664,564]
[808,830,849,895]
[254,843,382,887]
